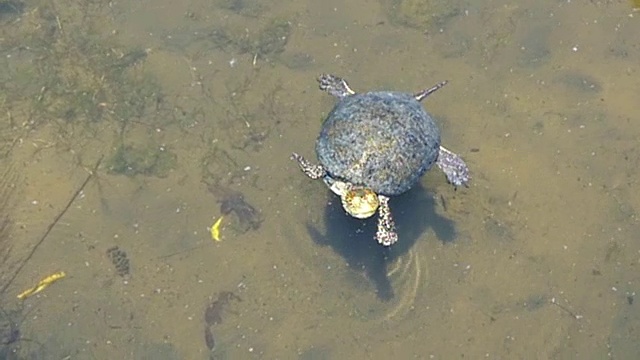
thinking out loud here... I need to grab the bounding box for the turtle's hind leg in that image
[436,146,470,187]
[414,80,448,102]
[376,195,398,246]
[291,153,326,180]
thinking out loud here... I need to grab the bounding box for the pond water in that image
[0,0,638,358]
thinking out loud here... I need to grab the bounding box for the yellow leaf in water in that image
[210,216,223,242]
[17,271,66,300]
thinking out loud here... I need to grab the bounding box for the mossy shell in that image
[316,91,441,196]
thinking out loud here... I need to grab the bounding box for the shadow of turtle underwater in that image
[306,184,456,301]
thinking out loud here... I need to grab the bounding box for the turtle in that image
[292,74,469,246]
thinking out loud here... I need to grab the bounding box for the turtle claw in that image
[436,146,470,187]
[375,195,398,246]
[291,153,326,180]
[318,74,355,98]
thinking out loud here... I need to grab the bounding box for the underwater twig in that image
[0,156,103,295]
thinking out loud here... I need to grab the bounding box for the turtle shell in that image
[316,91,441,196]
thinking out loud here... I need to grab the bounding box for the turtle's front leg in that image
[375,195,398,246]
[291,153,326,180]
[436,146,470,187]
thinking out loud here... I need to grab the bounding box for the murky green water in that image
[1,0,638,358]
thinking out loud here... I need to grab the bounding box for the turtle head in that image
[322,177,379,219]
[340,187,379,219]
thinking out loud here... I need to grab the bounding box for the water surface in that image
[0,0,638,358]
